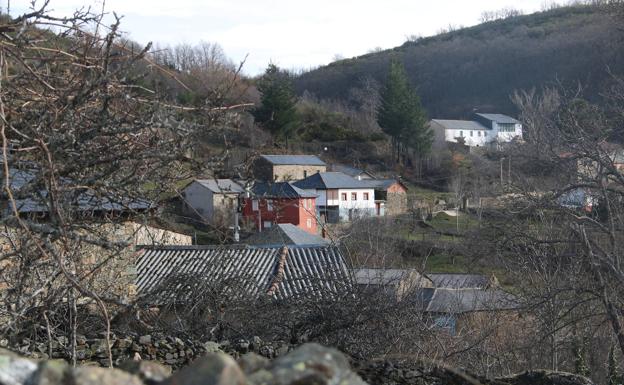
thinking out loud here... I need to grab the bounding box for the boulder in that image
[0,349,39,385]
[69,367,143,385]
[30,360,70,385]
[268,343,367,385]
[162,352,246,385]
[237,353,269,375]
[118,359,172,385]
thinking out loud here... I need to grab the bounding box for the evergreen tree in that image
[377,59,431,168]
[253,64,298,140]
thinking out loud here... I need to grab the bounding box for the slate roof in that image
[330,164,375,179]
[261,155,326,166]
[416,288,519,314]
[10,191,153,214]
[195,179,244,194]
[135,245,352,300]
[244,224,329,246]
[431,119,489,131]
[361,179,405,191]
[251,181,317,198]
[353,268,426,286]
[425,273,494,289]
[293,172,372,190]
[475,113,520,124]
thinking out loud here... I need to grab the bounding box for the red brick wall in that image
[242,197,317,234]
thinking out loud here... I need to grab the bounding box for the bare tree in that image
[0,2,246,365]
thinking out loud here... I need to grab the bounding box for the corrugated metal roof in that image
[425,273,493,289]
[294,172,371,190]
[431,119,489,131]
[195,179,244,194]
[261,155,326,166]
[245,224,329,246]
[135,245,352,301]
[475,113,520,124]
[252,181,317,198]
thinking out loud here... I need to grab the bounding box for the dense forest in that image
[294,4,624,118]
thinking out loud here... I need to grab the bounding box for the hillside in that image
[294,5,624,118]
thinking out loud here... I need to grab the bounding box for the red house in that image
[241,182,318,234]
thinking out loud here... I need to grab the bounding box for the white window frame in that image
[267,200,273,211]
[252,199,258,211]
[263,221,272,228]
[306,218,312,228]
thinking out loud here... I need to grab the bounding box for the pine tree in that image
[377,59,431,168]
[253,64,299,141]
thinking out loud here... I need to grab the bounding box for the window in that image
[498,123,515,132]
[252,200,258,211]
[274,174,279,181]
[327,190,338,201]
[483,131,487,137]
[478,131,481,137]
[460,130,464,137]
[351,192,357,200]
[470,131,473,137]
[303,170,307,178]
[306,218,312,228]
[263,221,272,229]
[341,192,347,201]
[363,192,369,200]
[267,200,273,211]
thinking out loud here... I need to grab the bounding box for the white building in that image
[431,113,522,147]
[293,172,376,223]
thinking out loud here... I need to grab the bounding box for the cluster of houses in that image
[181,154,408,237]
[135,243,518,335]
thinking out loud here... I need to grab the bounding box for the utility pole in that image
[508,154,511,187]
[500,157,504,189]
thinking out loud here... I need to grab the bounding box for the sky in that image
[12,0,549,76]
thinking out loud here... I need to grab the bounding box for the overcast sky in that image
[13,0,548,75]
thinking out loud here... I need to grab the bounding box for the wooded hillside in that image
[294,5,624,118]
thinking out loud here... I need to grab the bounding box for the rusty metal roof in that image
[135,245,352,301]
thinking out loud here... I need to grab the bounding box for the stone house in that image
[182,179,244,225]
[252,155,327,182]
[361,179,408,216]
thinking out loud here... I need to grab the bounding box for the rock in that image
[250,337,262,351]
[162,352,245,385]
[259,345,274,358]
[238,353,269,375]
[499,370,595,385]
[174,338,185,348]
[139,335,152,346]
[0,349,39,385]
[269,343,367,385]
[70,367,143,385]
[203,341,222,353]
[247,369,274,385]
[119,359,172,385]
[30,360,70,385]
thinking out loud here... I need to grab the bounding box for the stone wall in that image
[0,341,596,385]
[8,333,290,370]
